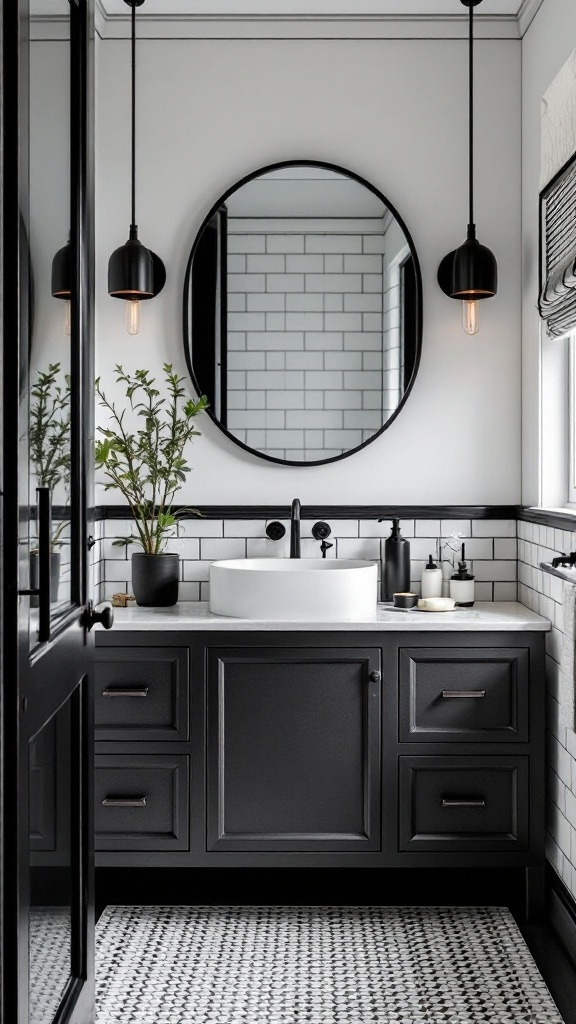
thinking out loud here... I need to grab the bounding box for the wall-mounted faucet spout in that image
[290,498,301,558]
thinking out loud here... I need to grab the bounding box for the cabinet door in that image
[207,647,381,852]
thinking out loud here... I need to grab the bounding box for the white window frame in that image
[568,333,576,506]
[539,325,571,511]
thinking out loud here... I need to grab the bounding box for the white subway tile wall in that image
[517,519,576,902]
[93,517,518,607]
[225,219,406,461]
[94,513,576,900]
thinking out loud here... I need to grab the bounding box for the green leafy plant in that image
[95,364,208,555]
[29,363,71,550]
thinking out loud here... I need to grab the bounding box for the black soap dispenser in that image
[380,518,411,601]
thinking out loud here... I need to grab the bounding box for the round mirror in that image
[183,161,422,466]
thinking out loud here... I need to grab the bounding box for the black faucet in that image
[552,552,576,568]
[290,498,301,558]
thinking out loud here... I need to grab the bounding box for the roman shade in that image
[539,153,576,338]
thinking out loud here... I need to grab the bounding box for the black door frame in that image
[1,2,96,1022]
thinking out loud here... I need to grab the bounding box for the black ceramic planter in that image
[29,551,61,608]
[131,552,179,607]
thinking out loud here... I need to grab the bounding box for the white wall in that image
[95,35,521,505]
[521,0,576,504]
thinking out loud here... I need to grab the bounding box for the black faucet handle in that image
[311,521,331,541]
[266,521,286,542]
[320,539,334,559]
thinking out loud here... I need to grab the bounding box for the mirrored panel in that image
[27,0,72,641]
[28,701,72,1024]
[184,162,421,465]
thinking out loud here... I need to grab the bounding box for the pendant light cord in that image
[130,2,137,235]
[468,1,474,234]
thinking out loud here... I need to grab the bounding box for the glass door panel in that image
[27,0,73,646]
[28,701,73,1024]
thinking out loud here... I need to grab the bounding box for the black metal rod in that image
[131,1,136,230]
[468,1,474,229]
[37,487,52,643]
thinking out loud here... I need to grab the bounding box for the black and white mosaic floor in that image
[29,907,71,1024]
[95,905,563,1023]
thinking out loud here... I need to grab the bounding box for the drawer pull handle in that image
[442,690,486,698]
[101,797,147,808]
[102,687,149,698]
[442,798,486,808]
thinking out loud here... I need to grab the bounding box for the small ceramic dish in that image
[393,592,419,609]
[417,597,456,612]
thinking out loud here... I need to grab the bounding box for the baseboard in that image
[548,866,576,970]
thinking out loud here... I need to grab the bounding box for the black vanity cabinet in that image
[94,628,546,908]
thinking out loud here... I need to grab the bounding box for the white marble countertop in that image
[98,601,551,632]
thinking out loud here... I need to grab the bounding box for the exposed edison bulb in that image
[125,299,141,336]
[463,300,479,336]
[64,299,71,337]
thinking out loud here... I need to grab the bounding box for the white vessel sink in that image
[209,558,378,621]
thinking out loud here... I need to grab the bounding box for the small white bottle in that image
[421,554,443,599]
[449,544,475,607]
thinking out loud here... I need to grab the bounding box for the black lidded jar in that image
[381,518,411,601]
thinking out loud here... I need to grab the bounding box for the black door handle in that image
[83,600,114,632]
[37,487,52,642]
[369,671,381,683]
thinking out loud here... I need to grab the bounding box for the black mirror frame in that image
[183,159,423,467]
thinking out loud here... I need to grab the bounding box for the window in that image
[539,326,571,510]
[569,334,576,506]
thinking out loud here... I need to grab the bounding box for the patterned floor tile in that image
[95,905,563,1023]
[29,907,71,1024]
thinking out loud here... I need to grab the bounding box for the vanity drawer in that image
[398,648,529,742]
[94,755,189,851]
[399,755,529,852]
[94,647,189,741]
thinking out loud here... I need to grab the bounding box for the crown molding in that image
[517,0,544,36]
[93,8,521,41]
[30,14,71,41]
[96,0,107,38]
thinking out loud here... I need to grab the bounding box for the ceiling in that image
[25,0,540,39]
[100,0,526,15]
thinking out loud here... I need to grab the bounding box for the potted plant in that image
[29,363,71,605]
[95,364,208,607]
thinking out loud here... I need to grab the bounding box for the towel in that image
[560,580,576,730]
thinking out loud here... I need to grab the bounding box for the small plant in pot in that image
[29,363,71,606]
[95,365,207,607]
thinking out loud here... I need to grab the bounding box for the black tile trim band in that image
[94,504,519,522]
[91,504,576,527]
[518,507,576,531]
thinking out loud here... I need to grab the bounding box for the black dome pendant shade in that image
[52,237,72,336]
[437,0,497,334]
[108,0,165,332]
[108,226,155,300]
[51,238,71,298]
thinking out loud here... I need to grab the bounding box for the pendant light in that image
[108,0,165,335]
[52,236,71,336]
[437,0,497,336]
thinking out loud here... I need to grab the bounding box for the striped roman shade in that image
[540,154,576,338]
